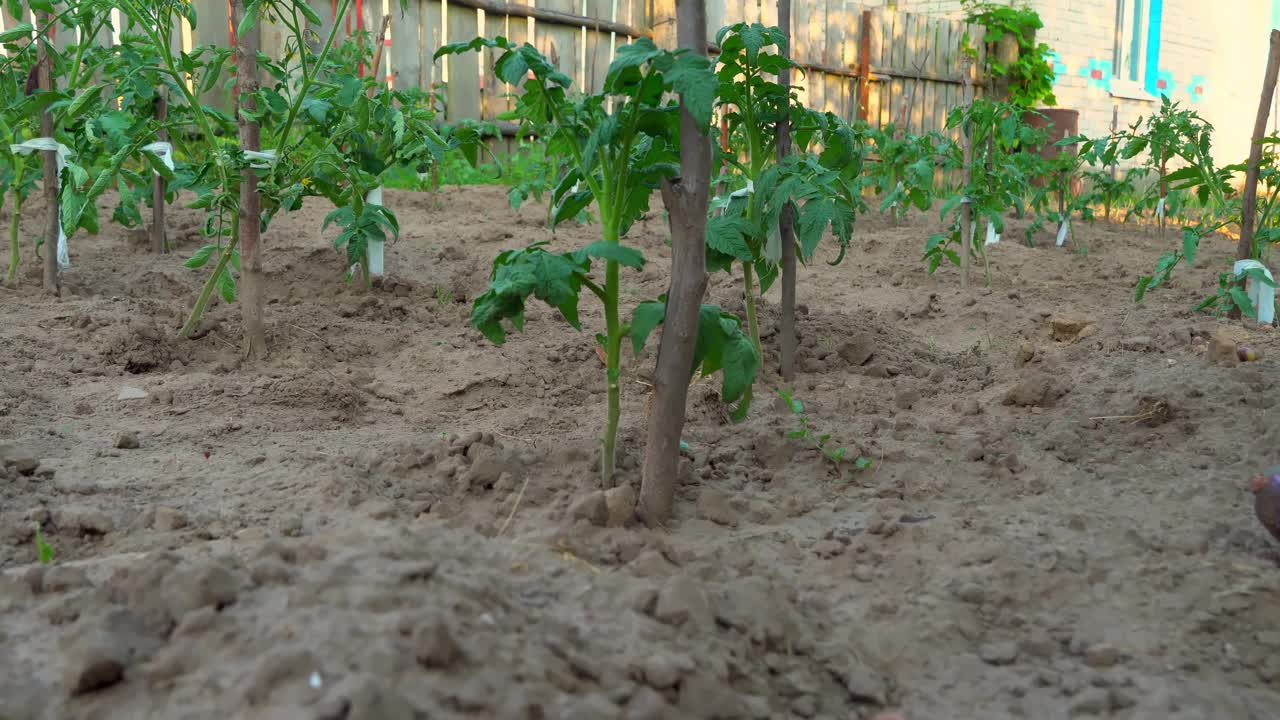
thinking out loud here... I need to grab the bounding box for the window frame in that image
[1112,0,1161,101]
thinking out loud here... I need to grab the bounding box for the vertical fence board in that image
[792,0,809,109]
[444,4,479,120]
[538,0,578,96]
[759,0,776,30]
[389,0,422,91]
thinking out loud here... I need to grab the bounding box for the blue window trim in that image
[1143,0,1163,96]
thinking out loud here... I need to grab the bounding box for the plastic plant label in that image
[984,221,1000,246]
[366,186,384,277]
[140,141,175,174]
[1234,259,1276,324]
[729,179,754,199]
[1056,218,1070,247]
[10,138,73,269]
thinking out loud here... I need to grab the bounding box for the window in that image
[1113,0,1163,97]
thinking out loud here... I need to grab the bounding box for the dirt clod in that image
[414,617,464,668]
[604,485,636,527]
[1051,315,1096,342]
[569,491,608,526]
[54,505,114,535]
[61,607,165,694]
[113,431,140,450]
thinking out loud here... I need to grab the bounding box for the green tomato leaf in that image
[576,241,646,270]
[553,190,594,227]
[706,213,753,262]
[1230,286,1257,318]
[664,52,717,129]
[470,243,589,345]
[0,22,33,44]
[217,267,236,303]
[628,299,666,356]
[1181,227,1200,266]
[185,244,218,269]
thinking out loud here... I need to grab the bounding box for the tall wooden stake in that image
[37,12,58,294]
[639,0,710,527]
[151,88,168,254]
[1237,29,1280,264]
[857,9,871,121]
[959,53,973,290]
[369,13,392,95]
[234,0,267,357]
[777,0,796,381]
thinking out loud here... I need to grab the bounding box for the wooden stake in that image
[778,0,796,382]
[37,11,57,294]
[1237,29,1280,264]
[368,13,392,96]
[857,9,871,122]
[639,0,710,527]
[958,53,973,290]
[151,88,168,254]
[234,0,266,357]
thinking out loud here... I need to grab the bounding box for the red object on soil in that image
[1250,466,1280,542]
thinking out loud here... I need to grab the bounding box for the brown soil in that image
[2,186,1279,719]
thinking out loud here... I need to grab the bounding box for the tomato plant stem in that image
[602,254,621,485]
[179,219,240,338]
[6,182,22,285]
[742,261,762,356]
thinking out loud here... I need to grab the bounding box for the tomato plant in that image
[0,29,39,284]
[708,23,799,356]
[866,125,953,221]
[437,36,758,483]
[926,98,1044,284]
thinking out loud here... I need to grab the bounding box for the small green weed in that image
[778,389,873,474]
[34,524,53,565]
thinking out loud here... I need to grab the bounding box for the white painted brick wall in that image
[891,0,1275,166]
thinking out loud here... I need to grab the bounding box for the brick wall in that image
[896,0,1276,166]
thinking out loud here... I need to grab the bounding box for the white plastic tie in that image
[1234,259,1276,325]
[1155,197,1166,220]
[10,138,73,269]
[140,141,175,174]
[1055,218,1070,247]
[728,179,754,200]
[984,221,1000,246]
[243,148,277,169]
[365,186,385,277]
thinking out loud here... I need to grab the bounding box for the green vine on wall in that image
[962,0,1057,109]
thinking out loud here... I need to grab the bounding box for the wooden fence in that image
[1,0,986,143]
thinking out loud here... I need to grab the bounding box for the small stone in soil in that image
[61,607,165,695]
[114,431,140,450]
[695,489,737,527]
[604,485,636,527]
[568,491,608,526]
[0,443,40,475]
[117,385,148,400]
[414,618,464,668]
[152,506,188,531]
[55,505,114,535]
[979,641,1019,665]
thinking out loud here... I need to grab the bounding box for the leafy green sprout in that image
[34,523,53,565]
[778,389,872,474]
